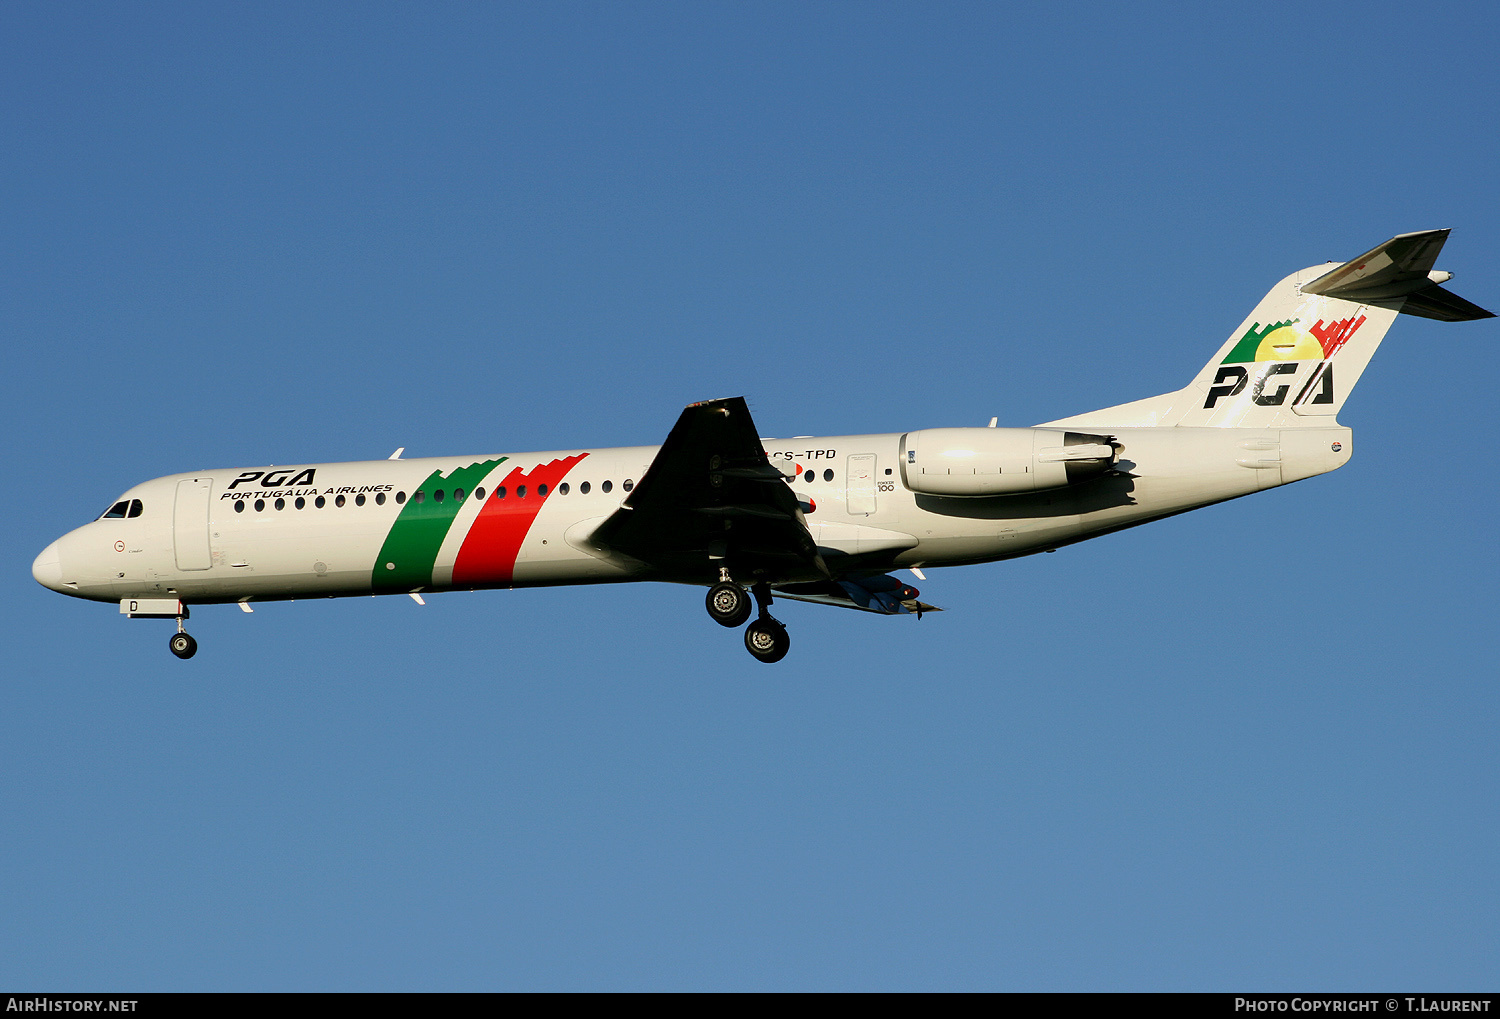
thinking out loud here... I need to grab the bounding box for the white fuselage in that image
[32,424,1351,606]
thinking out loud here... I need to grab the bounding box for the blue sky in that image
[4,1,1498,990]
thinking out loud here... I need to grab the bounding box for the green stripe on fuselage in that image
[372,458,505,592]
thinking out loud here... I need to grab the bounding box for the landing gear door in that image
[847,454,876,516]
[173,478,213,571]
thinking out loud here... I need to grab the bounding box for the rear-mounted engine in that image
[899,427,1117,497]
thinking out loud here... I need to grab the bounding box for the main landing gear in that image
[706,573,790,663]
[743,617,789,664]
[706,581,753,627]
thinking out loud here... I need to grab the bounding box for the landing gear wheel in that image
[169,632,197,660]
[706,582,752,628]
[744,618,790,664]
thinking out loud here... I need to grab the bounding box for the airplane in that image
[32,230,1494,663]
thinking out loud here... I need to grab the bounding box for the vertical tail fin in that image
[1044,230,1492,431]
[1172,264,1400,428]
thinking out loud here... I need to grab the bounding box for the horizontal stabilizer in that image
[1302,228,1494,320]
[1398,284,1497,322]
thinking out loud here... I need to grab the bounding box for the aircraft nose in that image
[32,540,64,592]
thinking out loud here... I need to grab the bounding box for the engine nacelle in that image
[899,427,1116,497]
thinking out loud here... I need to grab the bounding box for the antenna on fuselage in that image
[388,447,405,460]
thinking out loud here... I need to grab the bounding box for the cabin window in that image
[295,497,306,510]
[254,499,265,512]
[823,469,834,482]
[434,489,444,503]
[559,483,569,495]
[601,480,613,494]
[414,491,425,504]
[538,483,548,496]
[884,468,892,475]
[234,501,245,514]
[517,485,527,499]
[804,471,815,483]
[496,486,507,499]
[395,491,406,504]
[376,492,386,506]
[101,501,129,519]
[621,480,632,492]
[355,493,366,506]
[335,494,346,508]
[473,487,484,501]
[127,499,143,518]
[580,482,591,494]
[454,488,465,502]
[274,498,286,511]
[315,496,326,509]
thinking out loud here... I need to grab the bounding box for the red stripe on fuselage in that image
[452,453,589,586]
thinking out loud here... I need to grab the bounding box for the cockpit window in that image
[127,499,143,518]
[101,501,129,519]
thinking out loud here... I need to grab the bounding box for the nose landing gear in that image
[169,612,196,660]
[120,599,199,659]
[169,631,198,659]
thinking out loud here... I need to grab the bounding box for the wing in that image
[587,397,829,584]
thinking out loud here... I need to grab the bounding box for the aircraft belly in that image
[163,570,370,603]
[911,517,1084,564]
[464,518,642,587]
[509,557,644,586]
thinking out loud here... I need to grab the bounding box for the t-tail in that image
[1047,229,1493,432]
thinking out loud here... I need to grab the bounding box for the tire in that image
[169,632,198,660]
[743,619,790,664]
[706,582,752,628]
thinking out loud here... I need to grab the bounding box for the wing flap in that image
[775,574,942,617]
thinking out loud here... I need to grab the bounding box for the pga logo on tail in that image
[1199,314,1370,415]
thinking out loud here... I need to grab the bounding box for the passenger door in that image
[847,454,876,516]
[173,479,213,571]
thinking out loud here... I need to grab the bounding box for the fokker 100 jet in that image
[32,230,1494,662]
